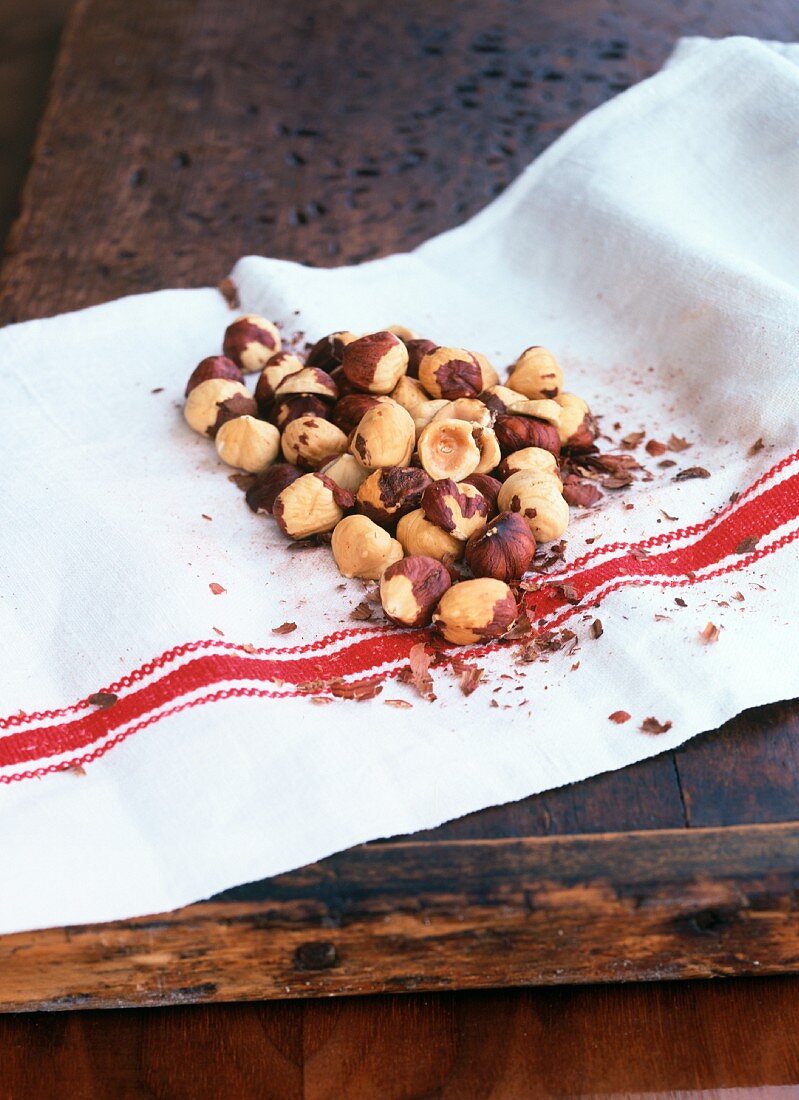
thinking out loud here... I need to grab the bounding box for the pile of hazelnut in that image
[184,315,598,646]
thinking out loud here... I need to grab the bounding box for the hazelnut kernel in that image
[331,515,404,580]
[507,346,564,399]
[432,578,518,646]
[465,512,536,582]
[497,471,569,543]
[556,392,598,451]
[306,331,359,371]
[320,453,371,495]
[396,509,465,562]
[404,338,438,379]
[480,384,528,415]
[380,555,452,628]
[271,395,332,430]
[472,426,502,474]
[351,400,416,469]
[342,331,409,394]
[386,324,417,342]
[274,366,338,402]
[215,415,280,473]
[184,378,257,438]
[273,472,351,540]
[223,314,281,373]
[254,352,304,412]
[462,473,502,512]
[356,466,431,527]
[246,463,303,514]
[421,479,490,540]
[494,414,561,457]
[506,397,562,428]
[281,415,349,469]
[390,375,430,416]
[431,398,493,429]
[417,418,481,481]
[412,399,450,439]
[496,446,559,482]
[185,355,243,396]
[331,393,390,434]
[418,347,496,400]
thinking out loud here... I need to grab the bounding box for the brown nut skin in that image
[507,346,564,399]
[331,393,389,434]
[380,555,452,628]
[254,352,304,412]
[494,415,561,457]
[432,578,518,646]
[281,416,349,469]
[246,463,303,513]
[215,415,280,473]
[270,395,331,430]
[331,515,404,580]
[418,347,497,400]
[461,473,502,513]
[185,355,243,396]
[342,331,409,395]
[479,384,528,416]
[465,512,536,582]
[404,338,438,379]
[273,472,354,540]
[497,472,569,543]
[421,479,490,540]
[356,466,432,527]
[223,314,281,373]
[555,393,598,452]
[184,378,257,438]
[273,366,338,402]
[396,509,465,563]
[417,418,481,481]
[351,400,416,469]
[496,446,559,482]
[306,331,359,371]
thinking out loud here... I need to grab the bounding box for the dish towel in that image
[1,36,799,934]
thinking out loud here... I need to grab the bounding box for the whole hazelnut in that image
[271,395,332,430]
[246,463,303,514]
[185,355,243,396]
[465,512,536,582]
[274,366,338,402]
[215,415,280,473]
[386,324,417,342]
[496,446,559,482]
[356,466,431,527]
[497,471,569,543]
[380,555,452,627]
[320,453,371,495]
[331,515,404,580]
[421,479,490,540]
[506,397,562,427]
[431,398,493,429]
[254,352,304,412]
[507,346,564,399]
[418,347,497,400]
[390,375,430,416]
[461,473,502,512]
[306,331,359,371]
[281,415,349,468]
[184,378,257,437]
[417,418,481,481]
[479,384,527,415]
[351,400,416,469]
[472,426,502,473]
[494,415,561,457]
[432,578,518,646]
[396,509,465,562]
[404,338,438,378]
[556,392,598,452]
[342,331,409,395]
[273,472,353,540]
[223,314,281,373]
[412,399,450,439]
[331,393,389,434]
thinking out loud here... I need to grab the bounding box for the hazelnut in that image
[556,393,598,452]
[185,355,243,396]
[271,395,331,430]
[246,463,303,514]
[357,466,431,527]
[461,473,502,512]
[351,400,416,469]
[390,375,430,416]
[380,555,452,627]
[412,399,450,439]
[184,378,257,438]
[404,338,438,378]
[396,509,464,562]
[494,415,561,457]
[507,346,564,399]
[418,347,497,399]
[223,314,281,373]
[342,331,409,394]
[274,366,338,402]
[320,453,371,495]
[417,418,481,481]
[432,578,518,646]
[331,393,389,434]
[273,472,353,540]
[421,479,490,540]
[331,515,403,580]
[496,446,559,482]
[215,415,280,473]
[386,324,417,342]
[472,426,502,473]
[281,415,349,468]
[306,331,359,371]
[431,398,493,429]
[465,512,536,582]
[254,352,305,413]
[479,384,528,415]
[506,397,562,428]
[497,471,569,543]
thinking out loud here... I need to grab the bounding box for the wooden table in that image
[3,0,799,1093]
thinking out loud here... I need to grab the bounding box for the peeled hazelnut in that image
[271,395,331,430]
[396,509,464,562]
[412,399,450,439]
[331,515,404,580]
[507,397,562,427]
[357,466,431,527]
[494,415,561,457]
[380,555,452,627]
[497,471,569,543]
[421,479,490,540]
[390,375,430,416]
[331,393,389,434]
[246,463,303,514]
[184,378,257,438]
[556,392,598,451]
[496,446,559,482]
[351,400,416,469]
[386,324,417,342]
[215,415,280,472]
[273,472,353,540]
[507,346,564,399]
[472,426,502,473]
[431,398,493,429]
[274,367,338,402]
[185,355,243,396]
[418,347,497,399]
[320,453,371,495]
[306,331,359,371]
[465,512,536,582]
[480,384,528,415]
[462,473,502,512]
[417,418,481,481]
[404,338,438,378]
[223,314,281,373]
[281,415,349,468]
[342,331,409,394]
[254,352,305,413]
[432,578,518,646]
